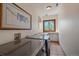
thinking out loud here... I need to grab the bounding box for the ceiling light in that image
[46,6,52,10]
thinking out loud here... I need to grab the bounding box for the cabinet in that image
[49,33,59,41]
[0,38,44,56]
[0,39,33,56]
[8,41,32,56]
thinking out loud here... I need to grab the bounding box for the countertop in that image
[0,38,31,55]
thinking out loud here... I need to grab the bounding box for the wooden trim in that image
[50,41,60,45]
[12,3,32,30]
[12,3,31,16]
[43,19,56,32]
[0,3,2,29]
[0,28,30,30]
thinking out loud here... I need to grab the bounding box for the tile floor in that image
[50,41,65,56]
[37,41,65,56]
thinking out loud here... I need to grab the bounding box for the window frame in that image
[43,19,56,32]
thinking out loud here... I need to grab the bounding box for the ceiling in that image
[17,3,60,16]
[28,3,59,16]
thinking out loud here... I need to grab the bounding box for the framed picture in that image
[0,3,32,30]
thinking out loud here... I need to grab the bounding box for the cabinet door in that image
[31,40,43,52]
[49,33,59,41]
[8,41,32,56]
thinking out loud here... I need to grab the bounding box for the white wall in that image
[38,15,58,32]
[0,3,39,45]
[58,3,79,55]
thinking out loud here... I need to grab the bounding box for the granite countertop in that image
[0,38,31,55]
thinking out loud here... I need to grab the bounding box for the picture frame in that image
[0,3,32,30]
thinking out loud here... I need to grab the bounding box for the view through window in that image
[43,19,56,32]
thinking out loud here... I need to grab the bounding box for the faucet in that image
[14,33,21,44]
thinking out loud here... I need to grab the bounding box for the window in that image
[43,19,56,32]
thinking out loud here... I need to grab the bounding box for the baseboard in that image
[50,41,60,45]
[59,44,67,56]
